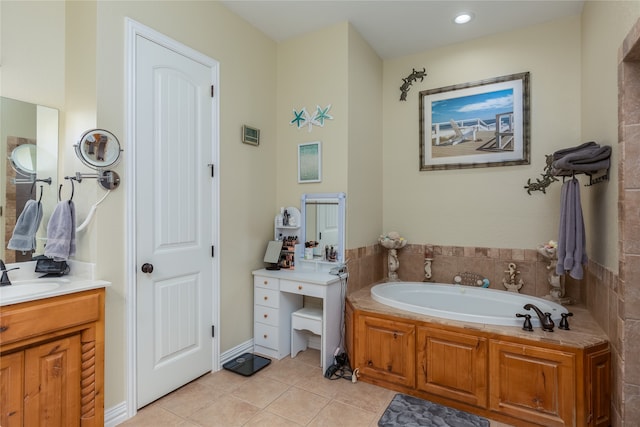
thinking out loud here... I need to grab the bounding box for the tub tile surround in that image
[346,243,582,303]
[616,16,640,425]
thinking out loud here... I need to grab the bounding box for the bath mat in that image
[378,393,489,427]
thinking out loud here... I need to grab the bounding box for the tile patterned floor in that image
[119,349,513,426]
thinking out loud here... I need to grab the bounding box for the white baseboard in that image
[104,401,128,427]
[219,338,255,369]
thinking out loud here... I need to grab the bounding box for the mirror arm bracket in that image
[71,170,121,190]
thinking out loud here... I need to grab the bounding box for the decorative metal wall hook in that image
[400,67,427,101]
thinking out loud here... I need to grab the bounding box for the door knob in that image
[141,263,154,273]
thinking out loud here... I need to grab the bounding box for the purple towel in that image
[552,142,611,175]
[7,199,43,252]
[552,141,598,162]
[556,178,587,279]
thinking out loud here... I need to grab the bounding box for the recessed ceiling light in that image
[454,12,474,24]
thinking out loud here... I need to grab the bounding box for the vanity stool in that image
[291,306,323,364]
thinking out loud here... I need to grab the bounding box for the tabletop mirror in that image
[300,192,346,264]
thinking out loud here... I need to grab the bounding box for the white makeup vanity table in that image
[253,193,347,374]
[252,268,346,374]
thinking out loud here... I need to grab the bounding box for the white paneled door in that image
[135,34,217,408]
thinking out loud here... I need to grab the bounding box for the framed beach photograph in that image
[419,72,530,171]
[298,141,322,183]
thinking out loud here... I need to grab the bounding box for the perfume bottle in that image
[276,207,284,227]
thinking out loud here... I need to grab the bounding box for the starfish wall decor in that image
[290,104,333,132]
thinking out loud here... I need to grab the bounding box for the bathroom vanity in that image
[346,286,611,427]
[252,268,346,374]
[0,262,108,426]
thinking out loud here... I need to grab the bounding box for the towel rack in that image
[525,154,609,195]
[59,176,76,201]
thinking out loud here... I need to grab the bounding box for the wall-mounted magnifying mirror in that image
[10,143,37,177]
[73,129,122,190]
[300,192,346,264]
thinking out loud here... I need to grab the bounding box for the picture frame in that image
[419,72,530,171]
[298,141,322,183]
[242,125,260,146]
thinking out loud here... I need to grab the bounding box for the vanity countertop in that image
[0,260,110,307]
[252,267,347,285]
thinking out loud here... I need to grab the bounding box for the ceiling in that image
[221,0,585,59]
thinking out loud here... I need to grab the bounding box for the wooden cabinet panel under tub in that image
[489,340,576,427]
[347,287,611,427]
[355,314,415,388]
[416,326,488,408]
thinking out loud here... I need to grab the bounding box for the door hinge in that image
[212,325,215,337]
[211,85,215,98]
[208,163,214,177]
[211,245,215,257]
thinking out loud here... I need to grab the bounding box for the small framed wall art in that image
[298,141,322,183]
[242,125,260,146]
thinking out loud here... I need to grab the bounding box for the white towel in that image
[556,178,587,279]
[44,201,76,261]
[7,199,43,252]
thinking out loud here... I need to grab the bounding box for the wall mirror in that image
[300,192,346,264]
[1,97,59,263]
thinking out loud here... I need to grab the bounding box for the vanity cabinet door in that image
[24,335,82,427]
[586,347,611,427]
[489,340,575,427]
[416,326,488,408]
[356,315,415,388]
[0,351,24,426]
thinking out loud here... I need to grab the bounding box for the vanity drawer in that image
[254,305,279,327]
[0,290,101,347]
[254,322,278,350]
[254,276,278,290]
[254,287,279,309]
[280,280,325,298]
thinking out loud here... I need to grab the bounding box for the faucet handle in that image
[516,313,533,331]
[543,312,555,332]
[559,312,574,330]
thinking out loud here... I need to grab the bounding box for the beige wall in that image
[346,25,383,249]
[382,16,582,250]
[0,1,66,108]
[581,0,640,272]
[276,22,383,250]
[276,22,350,209]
